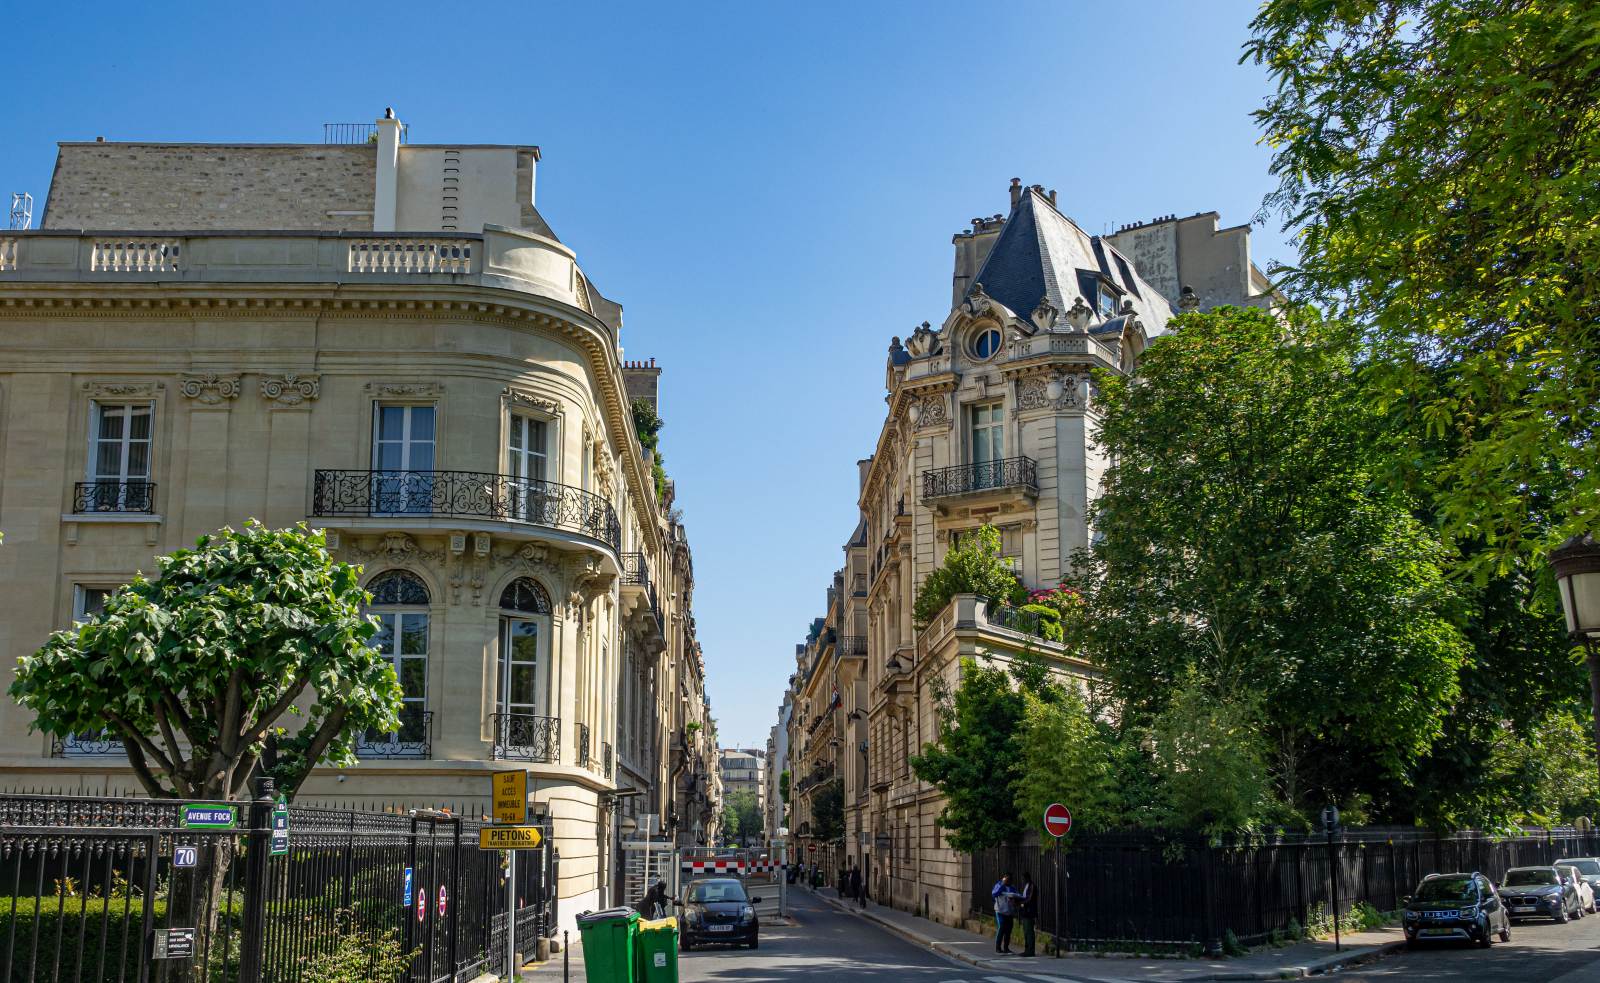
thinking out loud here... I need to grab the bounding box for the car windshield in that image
[688,881,748,904]
[1504,869,1558,887]
[1559,860,1600,875]
[1415,876,1474,902]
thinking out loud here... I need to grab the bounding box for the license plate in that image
[1420,928,1455,936]
[707,925,733,933]
[1514,906,1535,913]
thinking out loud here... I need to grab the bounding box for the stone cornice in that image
[0,280,665,554]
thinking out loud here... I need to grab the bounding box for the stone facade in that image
[1105,210,1281,312]
[774,181,1201,927]
[0,115,717,936]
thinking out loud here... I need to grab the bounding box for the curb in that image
[815,891,1406,982]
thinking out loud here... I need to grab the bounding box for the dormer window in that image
[1076,270,1123,319]
[971,325,1003,361]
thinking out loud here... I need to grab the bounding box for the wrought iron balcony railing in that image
[73,480,155,514]
[51,731,125,757]
[920,456,1038,500]
[312,470,620,551]
[576,722,592,769]
[839,635,867,656]
[601,742,614,780]
[355,710,432,759]
[620,552,662,625]
[491,712,560,763]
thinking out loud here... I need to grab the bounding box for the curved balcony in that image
[312,469,620,553]
[921,456,1037,502]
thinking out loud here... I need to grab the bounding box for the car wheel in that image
[749,936,760,949]
[1500,924,1511,943]
[1477,923,1493,948]
[1557,907,1570,924]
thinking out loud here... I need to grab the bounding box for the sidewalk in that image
[815,890,1404,981]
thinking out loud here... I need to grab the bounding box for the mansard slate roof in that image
[969,189,1174,335]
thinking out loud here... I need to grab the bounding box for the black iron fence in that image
[970,827,1600,951]
[0,788,555,983]
[921,456,1037,500]
[311,469,621,552]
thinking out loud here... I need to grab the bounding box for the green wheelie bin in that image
[634,916,680,982]
[576,907,640,983]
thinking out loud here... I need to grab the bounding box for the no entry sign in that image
[1044,803,1072,838]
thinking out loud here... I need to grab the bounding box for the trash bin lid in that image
[576,907,640,926]
[636,916,678,932]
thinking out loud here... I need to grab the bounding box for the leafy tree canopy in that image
[1074,306,1468,818]
[913,524,1025,628]
[10,522,402,799]
[1013,683,1124,840]
[1248,0,1600,573]
[811,779,846,844]
[723,790,763,845]
[912,657,1027,851]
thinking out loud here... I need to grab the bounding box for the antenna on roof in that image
[8,193,32,231]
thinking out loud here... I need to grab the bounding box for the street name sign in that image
[180,804,236,829]
[479,825,544,851]
[492,771,527,825]
[1044,802,1072,838]
[269,797,290,856]
[173,846,198,868]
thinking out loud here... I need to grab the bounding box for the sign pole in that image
[1042,803,1072,957]
[507,851,517,982]
[1054,839,1062,957]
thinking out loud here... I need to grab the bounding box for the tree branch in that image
[105,710,182,793]
[228,750,259,799]
[113,721,172,798]
[286,707,350,796]
[241,679,310,747]
[152,701,191,789]
[218,668,245,756]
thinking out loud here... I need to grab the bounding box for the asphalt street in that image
[1331,912,1600,983]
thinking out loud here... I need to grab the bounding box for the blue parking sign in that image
[403,867,413,906]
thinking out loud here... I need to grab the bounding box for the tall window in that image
[89,403,153,511]
[366,570,430,748]
[969,402,1005,480]
[74,585,114,623]
[507,415,548,482]
[498,578,551,720]
[372,405,436,513]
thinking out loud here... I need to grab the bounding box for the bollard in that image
[563,930,570,982]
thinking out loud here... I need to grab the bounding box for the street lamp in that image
[1552,533,1600,772]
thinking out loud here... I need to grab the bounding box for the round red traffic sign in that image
[438,885,448,918]
[417,889,427,922]
[1044,803,1072,838]
[807,843,816,853]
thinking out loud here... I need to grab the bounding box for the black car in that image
[676,877,761,950]
[1402,872,1511,947]
[1500,866,1584,923]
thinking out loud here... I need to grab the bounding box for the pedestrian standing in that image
[992,872,1018,953]
[848,863,862,904]
[1018,872,1038,956]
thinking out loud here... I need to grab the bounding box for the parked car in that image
[676,877,761,951]
[1558,865,1594,916]
[1402,872,1511,947]
[1554,857,1600,911]
[1499,866,1583,922]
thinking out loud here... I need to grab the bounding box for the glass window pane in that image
[97,408,123,441]
[511,630,538,664]
[401,615,428,654]
[371,614,395,653]
[125,442,149,478]
[377,445,403,470]
[399,657,426,696]
[511,664,536,704]
[378,406,405,441]
[95,443,123,479]
[409,445,434,471]
[410,407,436,441]
[128,408,151,441]
[509,418,523,451]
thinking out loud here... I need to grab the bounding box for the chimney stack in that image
[373,109,403,232]
[1009,178,1022,208]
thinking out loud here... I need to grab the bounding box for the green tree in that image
[1013,684,1124,838]
[1074,307,1468,817]
[10,521,403,800]
[632,397,668,500]
[913,524,1025,628]
[724,790,763,845]
[911,657,1027,851]
[1247,0,1600,573]
[1148,676,1276,835]
[811,780,845,844]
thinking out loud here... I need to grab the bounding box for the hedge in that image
[0,896,242,983]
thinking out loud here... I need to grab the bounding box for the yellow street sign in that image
[479,825,544,851]
[492,771,526,825]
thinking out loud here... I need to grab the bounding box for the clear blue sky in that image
[1,0,1288,749]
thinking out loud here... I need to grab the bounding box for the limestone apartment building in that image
[0,113,721,932]
[779,180,1278,926]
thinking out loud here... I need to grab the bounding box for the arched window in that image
[364,570,429,755]
[500,577,551,614]
[497,578,554,760]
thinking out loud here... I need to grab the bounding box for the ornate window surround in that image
[360,382,446,474]
[500,386,564,485]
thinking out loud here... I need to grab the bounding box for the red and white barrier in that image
[680,859,745,874]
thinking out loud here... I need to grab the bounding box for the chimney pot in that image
[1010,178,1023,208]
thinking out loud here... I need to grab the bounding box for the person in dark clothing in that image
[991,873,1019,953]
[1018,872,1038,956]
[638,879,671,919]
[850,864,865,908]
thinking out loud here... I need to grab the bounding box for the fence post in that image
[449,817,461,980]
[405,813,418,980]
[238,776,277,983]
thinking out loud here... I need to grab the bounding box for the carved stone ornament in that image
[504,388,561,416]
[343,531,444,565]
[594,443,616,500]
[1016,373,1079,411]
[83,381,164,398]
[1030,296,1059,332]
[913,394,949,431]
[366,381,444,398]
[260,373,320,406]
[180,374,242,405]
[904,321,940,358]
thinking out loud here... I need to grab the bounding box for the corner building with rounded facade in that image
[0,114,718,933]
